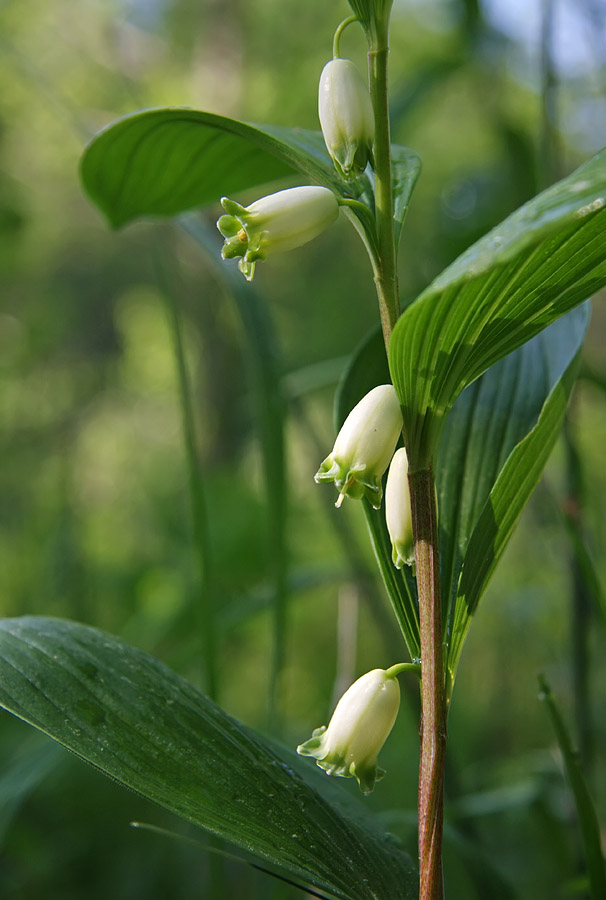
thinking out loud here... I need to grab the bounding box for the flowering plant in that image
[1,3,605,900]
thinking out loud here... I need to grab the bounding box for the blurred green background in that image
[1,0,605,897]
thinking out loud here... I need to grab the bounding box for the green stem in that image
[333,15,359,58]
[367,20,400,350]
[409,467,446,900]
[385,662,421,679]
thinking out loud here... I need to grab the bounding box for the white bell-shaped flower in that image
[297,668,401,795]
[315,384,402,509]
[318,58,374,179]
[217,186,339,281]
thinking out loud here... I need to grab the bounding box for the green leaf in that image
[392,145,422,248]
[389,148,606,468]
[80,107,421,259]
[0,617,417,900]
[538,674,606,900]
[81,108,336,228]
[346,0,393,38]
[335,329,420,660]
[80,108,374,227]
[444,306,588,675]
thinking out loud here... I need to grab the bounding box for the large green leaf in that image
[439,305,589,676]
[80,108,351,228]
[80,107,421,262]
[0,617,417,900]
[389,148,606,468]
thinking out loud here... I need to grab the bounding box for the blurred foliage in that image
[1,0,605,898]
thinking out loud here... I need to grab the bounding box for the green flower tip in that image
[216,186,339,281]
[314,384,402,509]
[297,668,400,795]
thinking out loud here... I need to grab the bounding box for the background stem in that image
[153,239,218,702]
[540,0,595,775]
[564,416,595,773]
[153,238,225,899]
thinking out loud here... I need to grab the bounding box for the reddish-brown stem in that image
[364,7,446,893]
[409,467,446,900]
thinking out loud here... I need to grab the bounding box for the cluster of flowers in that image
[315,384,414,570]
[217,47,415,794]
[298,386,415,793]
[217,56,373,280]
[216,46,414,566]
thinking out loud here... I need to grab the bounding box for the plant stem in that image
[367,19,400,350]
[409,467,446,900]
[366,13,446,896]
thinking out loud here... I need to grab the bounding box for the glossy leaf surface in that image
[0,617,417,900]
[389,149,606,468]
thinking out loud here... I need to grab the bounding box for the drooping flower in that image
[318,58,374,179]
[297,668,401,794]
[385,447,415,568]
[315,384,402,508]
[217,186,339,281]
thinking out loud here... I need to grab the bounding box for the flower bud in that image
[385,448,415,568]
[315,384,402,509]
[217,186,339,281]
[318,58,374,179]
[297,668,400,794]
